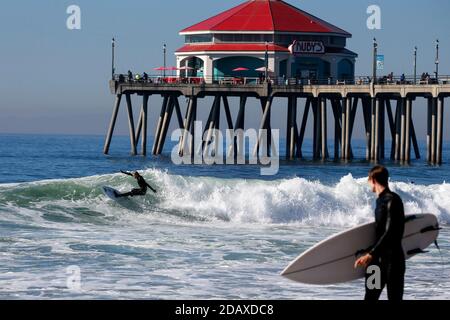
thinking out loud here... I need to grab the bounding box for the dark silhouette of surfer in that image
[354,165,406,301]
[115,171,157,198]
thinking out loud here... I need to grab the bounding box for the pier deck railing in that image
[113,74,450,87]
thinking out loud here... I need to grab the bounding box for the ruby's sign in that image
[288,41,325,55]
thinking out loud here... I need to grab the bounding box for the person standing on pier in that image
[354,165,406,300]
[400,73,406,84]
[115,170,157,198]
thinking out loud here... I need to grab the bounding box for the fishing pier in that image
[104,77,450,164]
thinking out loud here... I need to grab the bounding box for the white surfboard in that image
[102,186,121,201]
[102,186,145,213]
[281,214,440,285]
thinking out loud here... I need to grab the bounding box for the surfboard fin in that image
[434,240,440,251]
[407,248,429,255]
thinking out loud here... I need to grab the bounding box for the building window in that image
[214,34,273,43]
[185,34,213,43]
[330,37,345,47]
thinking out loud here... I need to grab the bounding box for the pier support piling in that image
[141,94,149,156]
[345,97,352,160]
[103,94,122,155]
[437,97,444,165]
[254,97,273,159]
[125,94,137,156]
[362,98,372,161]
[179,97,194,156]
[411,117,421,160]
[378,98,386,160]
[189,97,198,157]
[394,99,401,161]
[230,96,247,160]
[156,95,175,155]
[431,98,437,164]
[312,98,319,159]
[427,98,432,162]
[330,99,341,160]
[346,97,358,160]
[321,98,328,160]
[174,97,184,130]
[286,97,292,159]
[203,95,221,157]
[405,98,412,162]
[374,97,380,161]
[259,98,273,157]
[152,95,169,155]
[298,98,311,159]
[341,97,347,160]
[290,97,298,160]
[286,96,298,160]
[400,98,407,162]
[385,99,396,160]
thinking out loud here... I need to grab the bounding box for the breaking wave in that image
[0,169,449,228]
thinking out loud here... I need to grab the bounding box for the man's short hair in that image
[368,165,389,187]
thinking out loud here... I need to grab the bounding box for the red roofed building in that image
[175,0,357,83]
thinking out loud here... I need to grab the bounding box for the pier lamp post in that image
[112,37,115,80]
[163,43,167,78]
[414,46,417,84]
[264,41,269,82]
[372,38,378,85]
[435,39,439,83]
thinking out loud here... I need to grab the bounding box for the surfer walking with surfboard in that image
[115,170,157,198]
[354,165,406,301]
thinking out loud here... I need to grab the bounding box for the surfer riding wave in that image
[115,170,157,198]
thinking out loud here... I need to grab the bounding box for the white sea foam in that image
[0,169,449,227]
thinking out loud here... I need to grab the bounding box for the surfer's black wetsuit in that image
[117,171,156,198]
[365,188,405,301]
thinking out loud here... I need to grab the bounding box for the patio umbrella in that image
[233,67,249,72]
[154,66,168,71]
[167,66,178,76]
[255,66,273,72]
[154,66,176,77]
[154,66,167,76]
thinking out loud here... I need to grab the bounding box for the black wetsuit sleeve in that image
[121,170,133,176]
[146,183,157,193]
[369,197,402,257]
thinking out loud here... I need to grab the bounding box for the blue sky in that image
[0,0,449,140]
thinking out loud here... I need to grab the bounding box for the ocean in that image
[0,133,448,299]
